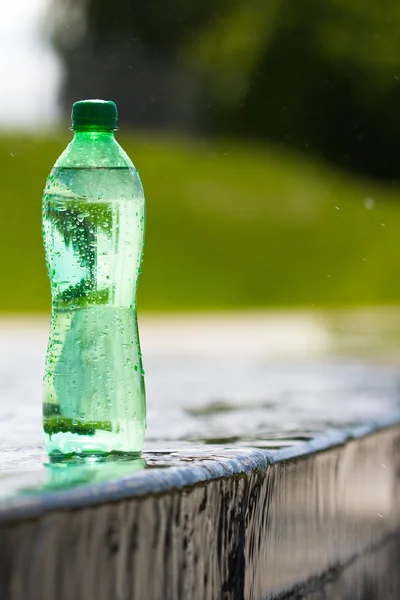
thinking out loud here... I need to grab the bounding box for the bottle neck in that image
[61,127,126,168]
[73,128,115,141]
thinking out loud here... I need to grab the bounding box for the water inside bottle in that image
[42,167,146,457]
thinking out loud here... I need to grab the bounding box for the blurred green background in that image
[2,0,400,312]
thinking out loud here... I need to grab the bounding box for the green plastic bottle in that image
[42,100,146,458]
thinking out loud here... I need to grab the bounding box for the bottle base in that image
[44,419,145,459]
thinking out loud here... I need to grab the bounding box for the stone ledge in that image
[0,416,399,599]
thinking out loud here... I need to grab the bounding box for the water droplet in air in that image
[363,197,374,210]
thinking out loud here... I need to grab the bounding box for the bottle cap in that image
[71,99,118,130]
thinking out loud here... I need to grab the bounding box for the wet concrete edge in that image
[1,413,399,524]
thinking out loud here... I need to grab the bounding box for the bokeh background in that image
[2,0,400,313]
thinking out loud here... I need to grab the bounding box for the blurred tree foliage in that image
[50,0,224,56]
[51,0,400,179]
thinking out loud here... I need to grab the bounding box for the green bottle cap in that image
[71,99,118,130]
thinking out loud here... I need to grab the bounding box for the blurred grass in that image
[1,131,400,312]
